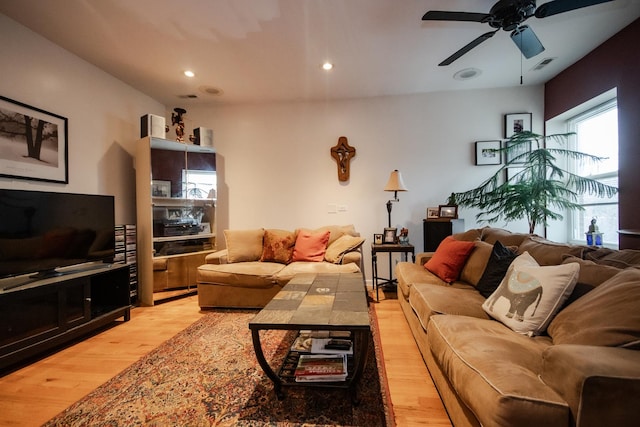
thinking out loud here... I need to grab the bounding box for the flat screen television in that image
[0,189,115,280]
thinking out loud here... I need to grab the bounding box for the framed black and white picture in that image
[504,113,532,138]
[152,180,171,198]
[475,140,502,165]
[0,96,68,183]
[505,140,532,164]
[426,207,440,219]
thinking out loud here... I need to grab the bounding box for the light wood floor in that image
[0,289,451,427]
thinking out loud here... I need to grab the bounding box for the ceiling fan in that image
[422,0,614,66]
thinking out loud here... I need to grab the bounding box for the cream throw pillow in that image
[324,235,365,264]
[482,251,580,336]
[224,229,264,263]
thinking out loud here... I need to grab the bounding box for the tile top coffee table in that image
[249,273,370,401]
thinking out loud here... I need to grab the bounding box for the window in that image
[567,99,618,246]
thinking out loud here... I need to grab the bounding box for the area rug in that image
[44,307,394,426]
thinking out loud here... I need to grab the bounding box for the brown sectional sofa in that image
[396,227,640,427]
[197,225,364,308]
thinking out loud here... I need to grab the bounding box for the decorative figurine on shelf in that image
[169,107,195,143]
[585,217,604,246]
[398,227,409,245]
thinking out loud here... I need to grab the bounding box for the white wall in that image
[0,14,164,224]
[1,13,546,279]
[183,85,544,271]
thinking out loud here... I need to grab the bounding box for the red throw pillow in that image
[292,230,331,262]
[425,236,476,283]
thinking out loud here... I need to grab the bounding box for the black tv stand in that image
[0,263,131,372]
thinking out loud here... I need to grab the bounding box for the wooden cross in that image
[330,136,356,182]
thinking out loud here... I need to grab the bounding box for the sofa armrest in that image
[415,251,435,266]
[541,344,640,427]
[205,249,229,264]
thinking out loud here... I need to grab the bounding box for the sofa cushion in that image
[427,315,567,426]
[425,236,476,283]
[396,262,443,299]
[224,229,265,263]
[260,229,296,264]
[560,255,622,306]
[482,252,579,336]
[197,261,283,288]
[409,283,488,331]
[324,235,365,264]
[459,240,493,287]
[480,227,530,246]
[476,241,518,298]
[312,224,357,246]
[584,247,640,268]
[517,235,582,266]
[292,229,331,262]
[548,268,640,349]
[451,228,482,242]
[274,261,360,284]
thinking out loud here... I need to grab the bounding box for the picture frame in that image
[373,233,383,245]
[383,227,397,244]
[426,207,440,219]
[152,180,172,198]
[504,113,532,138]
[475,140,502,165]
[505,140,532,164]
[0,95,68,183]
[167,207,182,219]
[506,166,525,182]
[438,205,458,219]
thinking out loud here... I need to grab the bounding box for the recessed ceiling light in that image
[322,62,334,71]
[184,70,195,78]
[453,68,481,81]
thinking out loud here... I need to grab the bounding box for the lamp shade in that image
[384,170,408,192]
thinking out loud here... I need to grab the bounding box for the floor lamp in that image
[384,169,408,227]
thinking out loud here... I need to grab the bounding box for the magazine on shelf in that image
[294,354,347,382]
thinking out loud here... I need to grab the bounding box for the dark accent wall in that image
[545,18,640,249]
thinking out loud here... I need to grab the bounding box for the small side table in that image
[371,243,415,301]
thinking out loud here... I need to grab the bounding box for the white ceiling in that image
[1,0,638,106]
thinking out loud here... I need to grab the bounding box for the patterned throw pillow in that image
[482,252,579,336]
[260,229,296,264]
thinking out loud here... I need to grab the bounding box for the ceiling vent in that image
[199,85,224,96]
[178,94,198,99]
[531,57,556,71]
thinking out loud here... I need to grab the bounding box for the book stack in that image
[294,354,347,382]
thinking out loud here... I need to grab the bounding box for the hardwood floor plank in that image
[0,291,451,426]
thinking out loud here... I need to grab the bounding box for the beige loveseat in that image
[197,225,364,308]
[396,227,640,427]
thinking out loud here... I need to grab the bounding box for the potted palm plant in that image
[452,131,618,234]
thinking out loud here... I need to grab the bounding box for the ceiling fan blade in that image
[511,25,545,59]
[422,11,490,22]
[535,0,614,18]
[439,30,498,66]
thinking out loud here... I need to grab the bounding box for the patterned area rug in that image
[44,308,394,426]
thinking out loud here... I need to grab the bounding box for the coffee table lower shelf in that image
[250,329,370,403]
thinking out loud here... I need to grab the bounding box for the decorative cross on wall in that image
[330,136,356,182]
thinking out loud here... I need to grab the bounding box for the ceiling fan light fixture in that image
[453,68,481,81]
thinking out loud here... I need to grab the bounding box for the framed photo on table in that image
[383,228,397,244]
[475,140,501,165]
[373,234,383,245]
[426,207,440,219]
[504,113,532,138]
[438,205,458,219]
